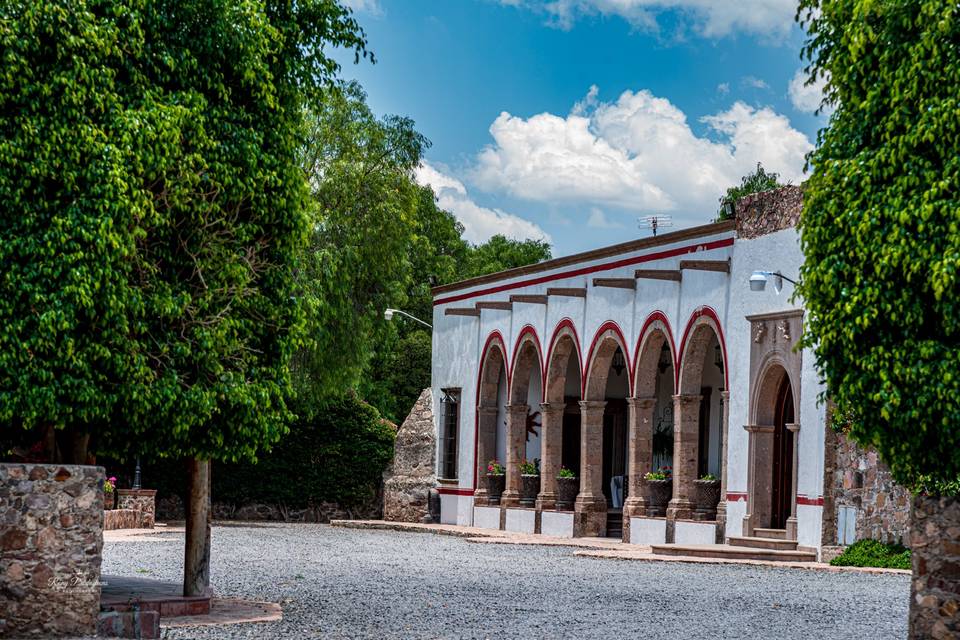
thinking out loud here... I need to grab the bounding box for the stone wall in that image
[383,388,436,523]
[909,495,960,639]
[822,427,912,545]
[155,493,382,523]
[117,489,156,528]
[735,185,804,239]
[0,463,104,637]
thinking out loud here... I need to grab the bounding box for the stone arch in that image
[474,332,508,502]
[544,320,582,404]
[509,326,544,405]
[632,312,677,399]
[583,322,631,402]
[677,309,726,396]
[752,354,800,426]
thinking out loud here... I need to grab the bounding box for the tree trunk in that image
[908,494,960,639]
[184,458,212,597]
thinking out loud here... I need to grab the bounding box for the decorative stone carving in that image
[753,322,767,344]
[383,388,436,523]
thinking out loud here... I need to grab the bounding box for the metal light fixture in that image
[749,270,799,295]
[383,308,432,329]
[658,343,672,373]
[714,344,723,370]
[612,349,625,376]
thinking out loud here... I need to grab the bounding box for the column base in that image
[715,501,728,543]
[623,496,648,518]
[535,492,557,511]
[574,495,607,537]
[786,516,798,542]
[473,489,490,508]
[501,490,520,508]
[666,498,694,521]
[742,513,754,538]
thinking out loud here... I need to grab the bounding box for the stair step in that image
[606,511,623,538]
[754,527,788,540]
[649,543,816,563]
[726,535,798,551]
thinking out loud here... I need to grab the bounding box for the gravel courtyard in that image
[102,523,911,639]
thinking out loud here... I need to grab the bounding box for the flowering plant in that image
[557,467,576,479]
[699,473,719,482]
[644,466,672,481]
[104,477,117,493]
[486,459,504,475]
[519,458,539,475]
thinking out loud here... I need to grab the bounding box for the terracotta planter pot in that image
[644,479,672,517]
[693,479,721,520]
[556,476,579,511]
[485,474,505,505]
[519,474,540,507]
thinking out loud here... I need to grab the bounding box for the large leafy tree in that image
[796,0,960,490]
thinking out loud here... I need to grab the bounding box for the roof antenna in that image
[638,215,673,237]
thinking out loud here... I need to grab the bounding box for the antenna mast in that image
[638,215,673,237]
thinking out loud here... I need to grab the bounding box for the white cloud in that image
[789,68,833,115]
[415,162,551,245]
[587,207,624,229]
[504,0,797,39]
[471,85,812,223]
[742,76,770,90]
[717,82,730,95]
[341,0,383,17]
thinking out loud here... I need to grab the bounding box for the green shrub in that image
[829,539,911,570]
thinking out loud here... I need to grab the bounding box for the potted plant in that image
[556,467,579,510]
[518,458,540,507]
[693,473,721,520]
[643,466,672,517]
[485,459,505,504]
[103,476,117,510]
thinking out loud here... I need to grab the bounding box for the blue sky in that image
[335,0,828,257]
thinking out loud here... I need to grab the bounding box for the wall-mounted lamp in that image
[384,308,433,329]
[749,270,799,295]
[658,343,672,374]
[714,344,723,370]
[612,349,626,376]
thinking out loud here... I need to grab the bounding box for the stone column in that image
[667,394,701,521]
[474,406,499,506]
[785,423,800,541]
[715,390,731,540]
[575,400,607,537]
[502,404,529,508]
[623,397,656,525]
[536,402,564,510]
[742,423,775,537]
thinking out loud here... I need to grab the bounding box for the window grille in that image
[440,389,461,480]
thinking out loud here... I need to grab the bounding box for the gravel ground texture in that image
[101,523,911,640]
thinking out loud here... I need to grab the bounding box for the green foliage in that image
[294,81,426,400]
[0,0,368,463]
[829,539,911,570]
[461,235,552,280]
[644,467,672,481]
[558,467,576,479]
[519,458,539,475]
[699,474,718,482]
[359,330,432,423]
[796,0,960,490]
[214,392,395,508]
[486,459,504,476]
[716,163,785,221]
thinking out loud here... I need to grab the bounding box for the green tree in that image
[461,235,552,280]
[796,0,959,491]
[295,81,427,400]
[716,163,786,221]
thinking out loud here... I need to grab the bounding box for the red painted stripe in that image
[796,495,824,506]
[726,492,748,502]
[437,487,475,496]
[434,237,734,306]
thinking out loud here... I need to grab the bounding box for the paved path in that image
[101,522,911,639]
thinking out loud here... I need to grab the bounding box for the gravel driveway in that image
[102,523,910,639]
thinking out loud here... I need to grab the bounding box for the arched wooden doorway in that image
[771,374,795,530]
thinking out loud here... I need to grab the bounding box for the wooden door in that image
[771,377,795,529]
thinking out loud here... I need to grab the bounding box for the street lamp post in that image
[384,308,432,330]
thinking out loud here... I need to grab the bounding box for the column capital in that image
[628,396,657,410]
[578,400,607,413]
[786,422,800,433]
[720,390,731,402]
[505,403,529,416]
[744,423,775,433]
[673,393,702,405]
[539,402,565,416]
[477,406,499,417]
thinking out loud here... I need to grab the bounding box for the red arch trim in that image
[472,330,509,491]
[583,320,632,398]
[631,311,678,395]
[544,318,583,401]
[677,306,729,390]
[510,325,545,403]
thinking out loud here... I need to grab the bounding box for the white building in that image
[427,187,829,556]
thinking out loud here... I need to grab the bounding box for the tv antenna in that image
[638,215,673,237]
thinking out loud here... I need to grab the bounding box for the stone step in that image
[726,535,798,551]
[754,527,788,540]
[649,543,816,563]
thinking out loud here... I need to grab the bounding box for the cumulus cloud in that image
[587,208,624,229]
[503,0,797,39]
[789,68,833,115]
[717,82,730,95]
[741,76,770,90]
[415,162,551,245]
[471,85,812,222]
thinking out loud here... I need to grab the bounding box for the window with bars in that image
[440,389,461,480]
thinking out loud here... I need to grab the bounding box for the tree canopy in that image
[716,163,785,221]
[0,0,369,463]
[796,0,960,489]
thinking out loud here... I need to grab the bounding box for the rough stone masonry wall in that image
[909,495,960,639]
[117,489,156,528]
[383,388,436,523]
[155,493,382,523]
[735,184,804,239]
[0,463,104,637]
[822,427,912,546]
